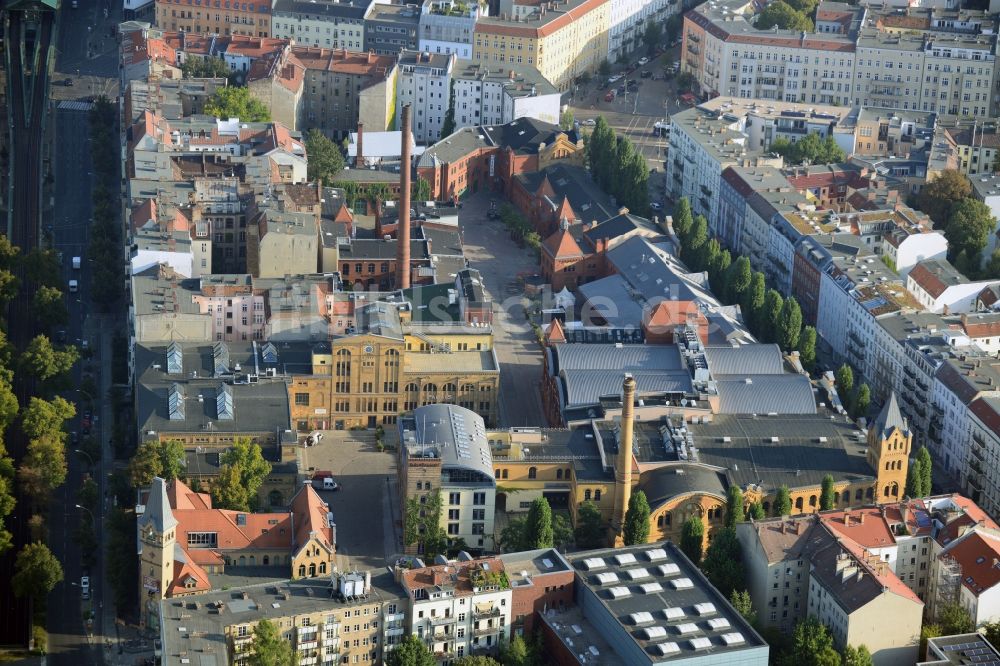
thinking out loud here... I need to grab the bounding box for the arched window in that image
[842,490,850,504]
[663,512,671,527]
[443,383,457,395]
[556,469,563,480]
[795,497,804,511]
[502,469,508,479]
[884,485,891,498]
[866,487,874,499]
[263,555,270,566]
[405,383,419,393]
[595,489,602,501]
[268,490,283,506]
[809,495,817,507]
[335,348,351,376]
[298,564,306,577]
[319,562,327,574]
[495,469,501,479]
[249,555,256,566]
[657,515,664,527]
[309,563,317,577]
[856,489,864,501]
[565,468,571,478]
[585,489,592,501]
[239,555,246,566]
[528,467,537,479]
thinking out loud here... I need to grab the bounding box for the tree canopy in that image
[248,618,298,666]
[773,485,793,517]
[756,1,814,30]
[726,486,745,528]
[221,438,272,510]
[12,542,64,601]
[575,501,606,548]
[945,198,995,263]
[205,86,271,122]
[305,129,345,185]
[780,617,842,666]
[680,515,704,566]
[770,133,844,165]
[387,634,437,666]
[701,527,744,597]
[623,490,651,545]
[820,475,836,511]
[526,497,555,549]
[918,170,971,227]
[128,439,186,487]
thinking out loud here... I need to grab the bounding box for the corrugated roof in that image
[715,375,816,415]
[704,344,784,376]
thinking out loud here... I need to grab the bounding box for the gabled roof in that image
[872,393,908,438]
[941,530,1000,597]
[140,477,179,533]
[545,318,566,343]
[543,226,585,259]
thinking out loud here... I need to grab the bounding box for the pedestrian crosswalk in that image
[57,100,94,111]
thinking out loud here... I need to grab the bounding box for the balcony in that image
[298,641,318,652]
[848,331,866,347]
[687,43,700,55]
[429,615,457,627]
[973,433,987,449]
[673,158,683,171]
[970,460,983,475]
[474,607,502,620]
[971,446,984,462]
[474,625,504,637]
[968,473,984,491]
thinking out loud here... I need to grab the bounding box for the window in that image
[473,492,486,505]
[595,490,602,501]
[528,467,537,479]
[449,492,461,505]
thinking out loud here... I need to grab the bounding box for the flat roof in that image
[923,633,1000,665]
[403,349,497,373]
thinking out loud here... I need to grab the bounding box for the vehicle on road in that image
[604,91,616,102]
[311,471,340,491]
[627,80,639,91]
[582,118,596,126]
[650,202,664,211]
[637,56,649,66]
[80,576,90,600]
[607,74,623,84]
[72,256,81,269]
[617,85,626,94]
[68,279,78,292]
[640,70,652,78]
[56,78,72,86]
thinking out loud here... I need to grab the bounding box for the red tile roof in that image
[400,557,506,596]
[908,261,949,299]
[970,398,1000,434]
[820,507,895,550]
[543,227,585,259]
[943,531,1000,597]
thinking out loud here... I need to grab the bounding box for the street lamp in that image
[75,504,96,528]
[74,448,95,466]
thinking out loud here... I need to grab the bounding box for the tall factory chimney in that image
[397,105,412,289]
[611,374,637,546]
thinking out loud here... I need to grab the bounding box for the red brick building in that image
[416,117,584,202]
[499,548,575,635]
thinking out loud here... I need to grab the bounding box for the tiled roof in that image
[820,507,895,550]
[908,259,966,299]
[970,397,1000,434]
[399,557,506,596]
[543,226,585,259]
[942,531,1000,597]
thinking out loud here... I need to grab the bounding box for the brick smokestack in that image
[356,122,364,168]
[611,374,637,545]
[397,105,412,290]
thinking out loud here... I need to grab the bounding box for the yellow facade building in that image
[472,0,610,91]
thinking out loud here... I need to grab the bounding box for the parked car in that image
[640,70,652,78]
[617,85,626,94]
[650,202,664,211]
[582,118,597,126]
[607,74,623,84]
[637,56,649,66]
[80,576,90,600]
[627,80,639,91]
[604,91,616,102]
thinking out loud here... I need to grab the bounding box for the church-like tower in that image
[137,477,177,627]
[868,393,912,503]
[611,374,637,546]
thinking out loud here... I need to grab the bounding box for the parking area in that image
[458,193,546,427]
[301,431,400,569]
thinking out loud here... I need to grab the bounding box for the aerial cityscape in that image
[4,0,1000,663]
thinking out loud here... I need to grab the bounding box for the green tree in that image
[773,485,792,517]
[725,485,744,528]
[685,215,708,266]
[560,109,575,131]
[758,289,784,344]
[665,14,683,41]
[918,170,971,227]
[526,497,555,549]
[248,618,298,666]
[673,197,693,239]
[852,383,871,420]
[453,657,501,666]
[23,247,62,289]
[984,249,1000,279]
[680,516,705,566]
[12,542,64,601]
[212,464,253,512]
[221,438,272,510]
[725,256,752,305]
[181,56,231,79]
[744,272,766,325]
[500,633,536,666]
[835,364,854,404]
[19,434,68,500]
[799,325,817,372]
[128,439,185,487]
[642,19,662,54]
[777,296,803,351]
[19,335,78,386]
[906,455,925,498]
[842,644,874,666]
[701,527,743,597]
[938,601,974,635]
[574,501,606,548]
[598,59,611,77]
[782,617,841,666]
[820,474,835,511]
[20,395,74,440]
[30,286,68,330]
[305,129,345,185]
[980,620,1000,652]
[440,80,457,138]
[918,446,933,497]
[730,589,756,626]
[749,501,766,520]
[756,1,813,31]
[946,198,995,263]
[623,490,651,545]
[205,86,270,122]
[499,517,528,552]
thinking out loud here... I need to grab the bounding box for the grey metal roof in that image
[686,413,875,491]
[577,276,645,329]
[401,404,494,483]
[605,237,720,308]
[553,343,684,373]
[139,477,178,533]
[355,301,404,339]
[639,464,728,509]
[562,371,693,410]
[714,375,816,415]
[704,345,784,376]
[873,392,909,438]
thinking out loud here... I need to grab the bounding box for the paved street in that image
[45,0,124,662]
[458,194,546,428]
[301,432,400,569]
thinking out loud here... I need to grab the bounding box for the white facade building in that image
[270,0,371,49]
[608,0,671,60]
[418,0,482,60]
[451,61,561,128]
[396,50,456,145]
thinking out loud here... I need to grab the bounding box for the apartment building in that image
[271,0,369,49]
[472,0,610,92]
[683,0,999,115]
[291,47,398,138]
[399,404,497,553]
[154,0,272,37]
[946,125,1000,175]
[969,173,1000,261]
[157,570,406,665]
[738,515,923,665]
[396,50,456,145]
[419,0,483,59]
[451,60,561,128]
[608,0,671,59]
[364,3,421,55]
[907,259,1000,313]
[397,557,513,661]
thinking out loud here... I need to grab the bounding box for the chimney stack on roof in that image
[356,122,364,168]
[397,105,413,290]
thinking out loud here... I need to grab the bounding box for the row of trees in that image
[586,117,650,217]
[834,363,871,420]
[89,98,126,308]
[916,170,1000,278]
[672,198,817,364]
[386,632,544,666]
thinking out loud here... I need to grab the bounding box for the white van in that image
[72,256,81,270]
[68,279,79,293]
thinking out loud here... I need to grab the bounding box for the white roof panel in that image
[671,577,694,590]
[645,548,668,561]
[707,618,731,630]
[663,607,685,620]
[630,611,654,625]
[607,586,631,599]
[614,553,638,566]
[722,632,746,646]
[639,582,664,594]
[694,602,717,616]
[595,572,619,586]
[690,636,713,650]
[657,563,681,577]
[642,626,668,640]
[656,641,681,656]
